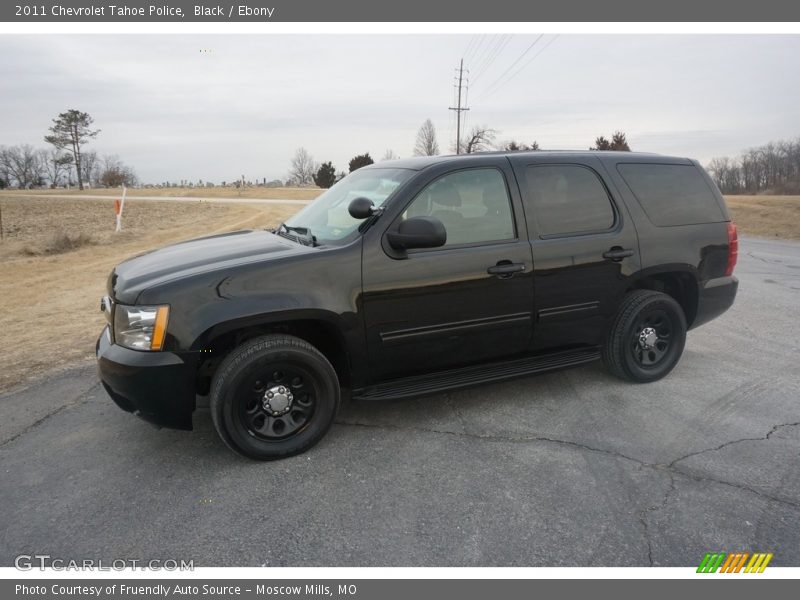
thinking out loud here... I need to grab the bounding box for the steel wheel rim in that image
[237,362,318,441]
[631,308,674,368]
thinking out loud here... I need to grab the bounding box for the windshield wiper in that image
[275,223,317,247]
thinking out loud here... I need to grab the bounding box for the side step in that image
[352,347,601,401]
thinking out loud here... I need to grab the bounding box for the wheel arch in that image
[193,311,353,395]
[626,266,700,328]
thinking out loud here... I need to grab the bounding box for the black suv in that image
[97,151,738,460]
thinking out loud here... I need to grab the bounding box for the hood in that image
[110,229,309,303]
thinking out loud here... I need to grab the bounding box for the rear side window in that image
[524,165,615,236]
[617,163,725,226]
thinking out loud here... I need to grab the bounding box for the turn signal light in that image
[150,306,170,351]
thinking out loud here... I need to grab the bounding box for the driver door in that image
[361,161,535,381]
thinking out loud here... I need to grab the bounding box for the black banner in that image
[4,579,798,599]
[3,0,800,22]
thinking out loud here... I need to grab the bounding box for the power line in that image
[469,35,501,76]
[465,34,489,66]
[471,34,513,85]
[462,35,479,63]
[476,35,560,103]
[473,35,544,102]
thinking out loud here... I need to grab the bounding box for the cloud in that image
[1,34,798,182]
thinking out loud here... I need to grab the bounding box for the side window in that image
[402,168,515,247]
[524,165,615,237]
[617,163,725,226]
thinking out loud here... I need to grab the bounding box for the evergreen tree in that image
[313,161,337,188]
[348,153,374,173]
[44,109,100,190]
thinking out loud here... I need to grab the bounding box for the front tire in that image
[210,334,340,460]
[603,290,687,383]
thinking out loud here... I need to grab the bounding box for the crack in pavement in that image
[745,251,787,266]
[0,384,100,449]
[335,418,651,466]
[667,421,800,469]
[335,418,800,565]
[443,395,475,437]
[637,471,677,566]
[334,418,800,510]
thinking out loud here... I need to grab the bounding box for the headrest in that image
[482,183,507,209]
[429,180,462,207]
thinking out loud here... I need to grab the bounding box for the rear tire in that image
[603,290,687,383]
[210,334,340,460]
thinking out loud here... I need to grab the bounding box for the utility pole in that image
[449,59,469,154]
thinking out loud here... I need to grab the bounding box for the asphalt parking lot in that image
[1,236,798,567]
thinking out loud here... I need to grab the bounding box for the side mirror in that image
[386,216,447,250]
[348,197,376,219]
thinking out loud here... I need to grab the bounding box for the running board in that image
[352,347,601,401]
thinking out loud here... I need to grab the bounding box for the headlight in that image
[113,305,170,351]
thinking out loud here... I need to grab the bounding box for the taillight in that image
[725,222,738,276]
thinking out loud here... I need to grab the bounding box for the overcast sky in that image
[1,34,799,184]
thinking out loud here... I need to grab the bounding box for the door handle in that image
[487,261,526,278]
[602,247,634,261]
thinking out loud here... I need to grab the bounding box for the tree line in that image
[292,121,633,189]
[287,148,378,188]
[0,109,137,190]
[706,137,800,194]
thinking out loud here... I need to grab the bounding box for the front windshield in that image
[284,168,414,245]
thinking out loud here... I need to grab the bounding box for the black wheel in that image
[603,290,687,383]
[209,334,340,460]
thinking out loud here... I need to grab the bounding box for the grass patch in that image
[725,195,800,240]
[23,231,97,256]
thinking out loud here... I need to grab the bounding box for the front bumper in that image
[96,327,196,430]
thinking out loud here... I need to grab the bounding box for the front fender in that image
[135,241,366,377]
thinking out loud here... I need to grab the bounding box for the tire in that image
[209,334,340,460]
[603,290,687,383]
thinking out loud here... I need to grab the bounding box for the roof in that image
[368,150,686,171]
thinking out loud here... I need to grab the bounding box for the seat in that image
[479,182,514,240]
[429,181,465,243]
[482,182,508,217]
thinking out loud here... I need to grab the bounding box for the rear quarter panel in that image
[597,156,734,328]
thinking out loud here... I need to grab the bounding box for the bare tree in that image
[382,149,398,161]
[707,136,800,194]
[413,119,440,156]
[0,147,13,188]
[39,147,72,188]
[44,109,100,190]
[461,126,497,154]
[0,144,45,188]
[80,150,99,187]
[288,147,317,186]
[99,155,137,187]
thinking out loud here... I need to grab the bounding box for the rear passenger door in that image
[507,155,641,349]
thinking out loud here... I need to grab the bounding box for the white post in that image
[115,186,127,232]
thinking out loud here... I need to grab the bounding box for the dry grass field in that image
[20,186,322,200]
[725,195,800,240]
[0,190,305,391]
[0,188,797,392]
